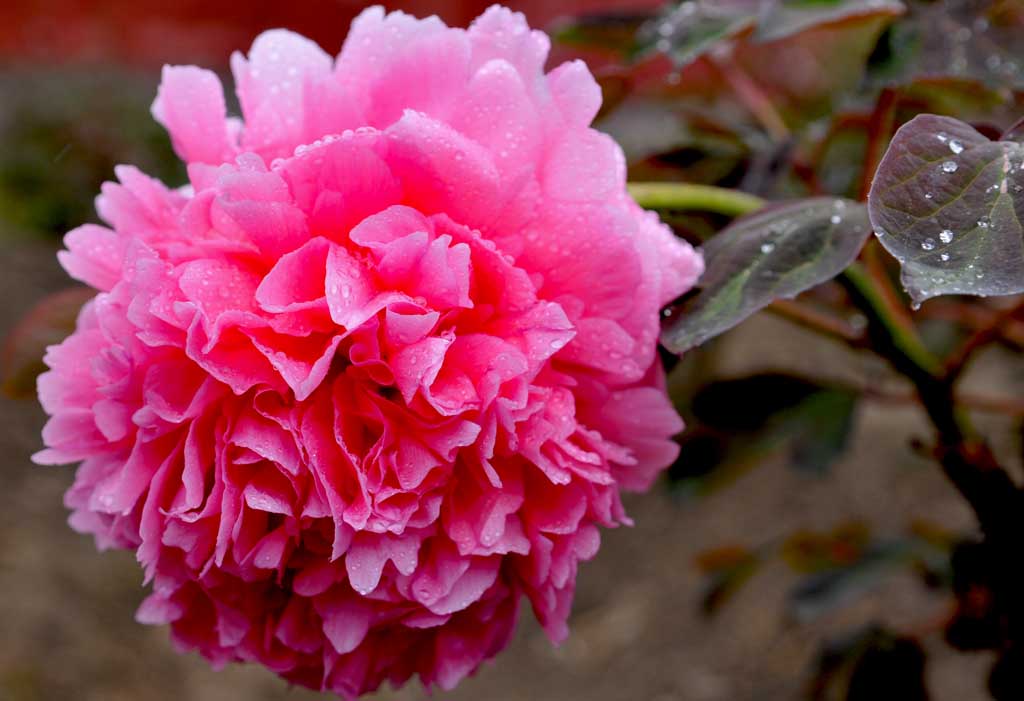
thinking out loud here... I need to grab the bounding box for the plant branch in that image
[860,240,923,342]
[842,263,941,378]
[859,87,897,201]
[921,301,1024,351]
[841,263,1020,537]
[628,182,765,217]
[767,299,865,345]
[944,298,1024,383]
[838,382,1024,419]
[710,56,790,141]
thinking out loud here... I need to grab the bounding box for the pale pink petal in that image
[152,66,237,165]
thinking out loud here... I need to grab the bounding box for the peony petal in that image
[152,66,236,165]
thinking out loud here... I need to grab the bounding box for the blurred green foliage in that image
[0,69,184,241]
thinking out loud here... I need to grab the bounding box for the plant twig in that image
[841,263,1020,537]
[859,87,897,201]
[842,263,941,378]
[711,56,790,141]
[860,240,923,344]
[850,384,1024,418]
[767,299,865,345]
[921,301,1024,351]
[944,298,1024,383]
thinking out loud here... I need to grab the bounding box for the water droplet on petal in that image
[949,139,964,154]
[760,242,775,254]
[941,161,958,173]
[939,229,954,244]
[921,238,936,251]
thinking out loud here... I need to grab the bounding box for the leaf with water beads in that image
[868,114,1024,306]
[662,197,872,353]
[637,0,904,69]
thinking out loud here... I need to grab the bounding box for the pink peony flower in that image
[36,5,702,697]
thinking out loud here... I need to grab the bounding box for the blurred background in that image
[2,1,1022,700]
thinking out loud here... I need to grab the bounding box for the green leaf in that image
[551,12,653,54]
[695,545,762,615]
[638,0,903,70]
[670,374,859,495]
[867,113,1024,306]
[785,390,859,474]
[756,0,905,42]
[690,372,823,430]
[813,115,871,199]
[893,76,1021,127]
[637,2,757,68]
[733,7,900,125]
[0,69,185,241]
[788,541,916,621]
[868,0,1024,91]
[1,287,93,399]
[663,197,871,353]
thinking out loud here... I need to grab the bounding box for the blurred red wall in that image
[2,0,663,67]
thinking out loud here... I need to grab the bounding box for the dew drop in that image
[941,161,958,173]
[940,253,950,262]
[830,214,842,224]
[760,242,775,254]
[949,139,964,154]
[939,229,954,244]
[921,238,936,251]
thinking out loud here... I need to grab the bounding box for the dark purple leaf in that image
[868,113,1024,306]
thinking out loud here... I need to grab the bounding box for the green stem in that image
[842,264,1021,538]
[841,263,941,379]
[628,182,765,218]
